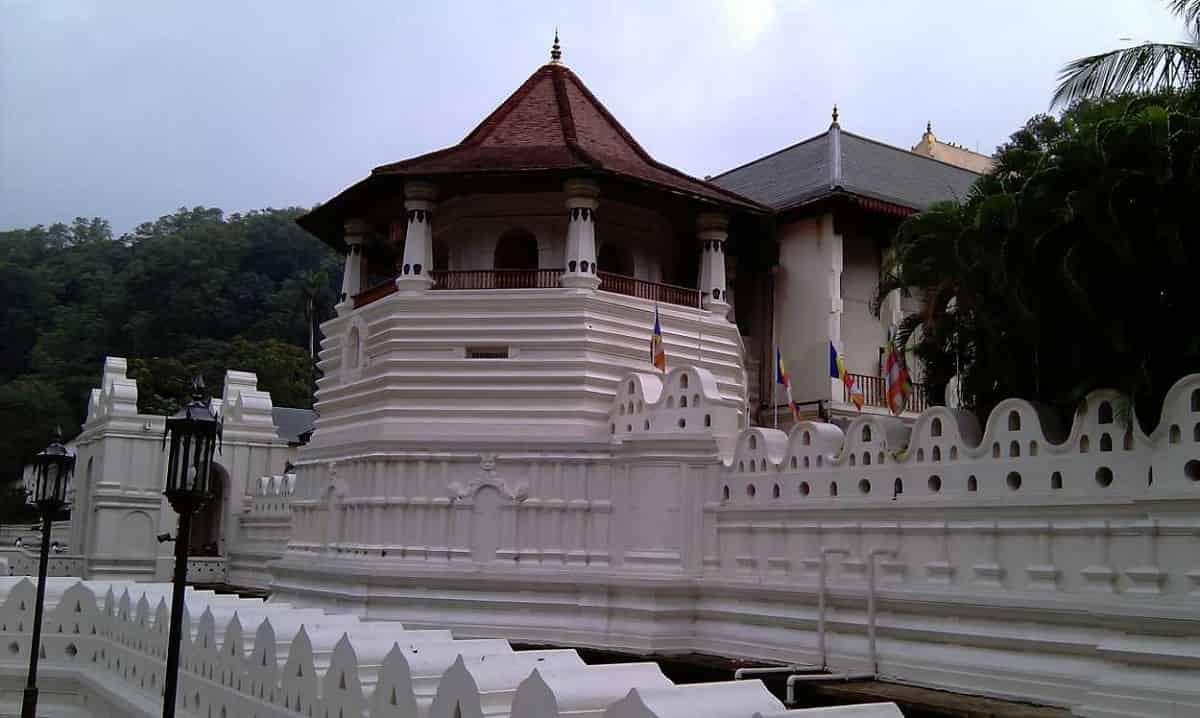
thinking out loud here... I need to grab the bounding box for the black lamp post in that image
[21,428,75,718]
[160,377,221,718]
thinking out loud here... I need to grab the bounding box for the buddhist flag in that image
[883,331,912,416]
[776,347,799,422]
[829,341,864,411]
[650,305,666,371]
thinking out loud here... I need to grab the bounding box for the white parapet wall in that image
[228,473,296,588]
[0,578,896,718]
[269,369,1200,717]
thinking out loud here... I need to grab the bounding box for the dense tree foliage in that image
[0,207,341,484]
[878,91,1200,432]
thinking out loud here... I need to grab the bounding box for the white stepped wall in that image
[0,578,893,718]
[311,288,745,451]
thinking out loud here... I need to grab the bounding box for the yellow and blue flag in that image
[650,306,666,371]
[829,341,864,411]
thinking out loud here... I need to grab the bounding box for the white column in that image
[560,178,600,289]
[824,212,845,398]
[395,181,437,293]
[336,219,370,316]
[697,212,730,312]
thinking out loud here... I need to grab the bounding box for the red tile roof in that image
[372,63,764,211]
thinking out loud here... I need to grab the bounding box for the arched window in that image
[597,242,634,276]
[494,229,539,270]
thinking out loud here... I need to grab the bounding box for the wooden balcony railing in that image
[352,280,397,308]
[844,372,929,414]
[430,269,562,290]
[351,269,703,310]
[598,272,701,308]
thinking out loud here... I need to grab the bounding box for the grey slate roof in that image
[272,407,316,444]
[710,125,981,213]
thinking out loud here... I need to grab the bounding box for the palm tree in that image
[1053,0,1200,106]
[297,270,327,360]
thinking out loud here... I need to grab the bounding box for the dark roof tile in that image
[371,63,765,212]
[711,125,981,213]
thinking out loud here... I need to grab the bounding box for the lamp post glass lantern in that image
[160,376,221,718]
[21,428,75,718]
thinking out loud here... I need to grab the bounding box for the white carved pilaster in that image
[696,213,729,312]
[337,219,370,316]
[396,181,437,293]
[561,178,600,289]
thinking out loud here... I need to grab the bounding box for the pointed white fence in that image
[0,578,898,718]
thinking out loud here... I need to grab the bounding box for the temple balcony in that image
[761,369,931,430]
[843,371,930,414]
[352,269,702,310]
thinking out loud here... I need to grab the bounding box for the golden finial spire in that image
[550,29,562,64]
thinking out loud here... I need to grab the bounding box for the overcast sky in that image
[1,0,1185,234]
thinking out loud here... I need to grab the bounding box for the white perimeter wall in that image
[270,369,1200,717]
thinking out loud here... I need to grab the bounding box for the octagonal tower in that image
[295,47,767,454]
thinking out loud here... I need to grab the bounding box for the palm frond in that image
[1168,0,1200,37]
[1052,42,1200,107]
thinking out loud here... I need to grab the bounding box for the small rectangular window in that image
[466,346,510,359]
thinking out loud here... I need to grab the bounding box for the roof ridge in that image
[555,65,765,208]
[460,65,554,146]
[840,129,985,176]
[557,65,655,164]
[551,65,578,145]
[709,129,832,180]
[551,62,600,168]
